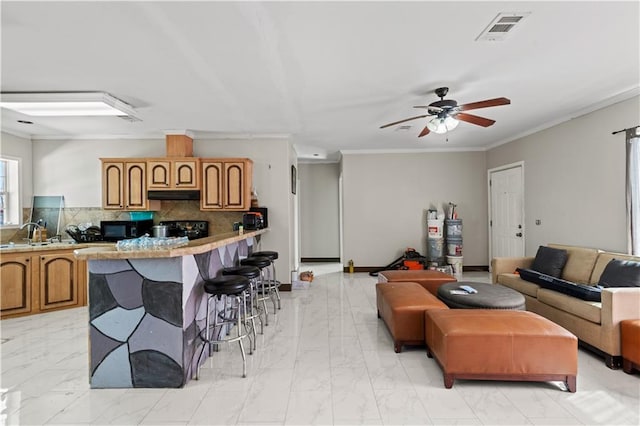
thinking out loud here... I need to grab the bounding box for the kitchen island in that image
[74,229,267,388]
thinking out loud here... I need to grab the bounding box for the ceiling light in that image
[426,115,459,134]
[0,92,137,117]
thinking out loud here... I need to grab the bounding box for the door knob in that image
[516,232,523,237]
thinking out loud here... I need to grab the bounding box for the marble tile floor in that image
[1,270,639,425]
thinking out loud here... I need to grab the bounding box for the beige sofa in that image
[492,243,640,369]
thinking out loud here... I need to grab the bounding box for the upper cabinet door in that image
[201,161,223,210]
[224,161,246,210]
[102,161,125,209]
[174,159,199,188]
[147,160,172,189]
[124,162,148,210]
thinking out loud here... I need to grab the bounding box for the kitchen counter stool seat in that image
[195,275,251,379]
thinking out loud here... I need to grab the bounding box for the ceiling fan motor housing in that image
[429,99,458,110]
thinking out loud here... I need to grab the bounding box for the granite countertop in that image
[73,228,268,260]
[0,240,113,254]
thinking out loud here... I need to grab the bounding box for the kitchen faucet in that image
[20,221,43,243]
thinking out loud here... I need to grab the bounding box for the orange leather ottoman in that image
[424,309,577,392]
[376,282,449,353]
[378,270,456,296]
[621,319,640,374]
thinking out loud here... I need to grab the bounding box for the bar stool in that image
[250,250,281,310]
[195,275,251,379]
[240,256,276,325]
[221,265,263,351]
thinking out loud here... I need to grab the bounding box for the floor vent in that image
[476,12,530,42]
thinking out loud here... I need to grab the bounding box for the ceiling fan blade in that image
[380,114,428,129]
[455,112,496,127]
[418,126,430,137]
[458,97,510,111]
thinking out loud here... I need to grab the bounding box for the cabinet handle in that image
[25,258,29,262]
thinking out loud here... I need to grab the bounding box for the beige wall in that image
[299,163,340,259]
[342,151,488,267]
[29,136,296,278]
[487,96,640,254]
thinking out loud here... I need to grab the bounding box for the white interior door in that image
[489,163,524,263]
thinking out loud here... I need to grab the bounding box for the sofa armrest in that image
[601,287,640,328]
[491,256,534,283]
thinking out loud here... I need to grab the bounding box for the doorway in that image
[488,162,525,266]
[298,163,341,263]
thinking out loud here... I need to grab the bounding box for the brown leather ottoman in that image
[621,319,640,374]
[376,282,449,353]
[378,270,456,296]
[424,309,577,392]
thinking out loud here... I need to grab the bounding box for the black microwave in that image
[100,219,154,242]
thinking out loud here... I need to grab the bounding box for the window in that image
[0,157,21,227]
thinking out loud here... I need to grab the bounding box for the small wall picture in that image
[291,165,297,194]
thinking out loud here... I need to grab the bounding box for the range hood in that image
[147,133,200,201]
[147,190,200,200]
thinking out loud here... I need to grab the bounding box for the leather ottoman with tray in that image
[437,281,525,310]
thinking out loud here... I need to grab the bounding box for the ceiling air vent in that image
[476,12,530,42]
[396,125,412,131]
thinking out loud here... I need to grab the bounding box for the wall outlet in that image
[535,219,541,225]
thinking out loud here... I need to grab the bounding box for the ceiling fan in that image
[380,87,510,137]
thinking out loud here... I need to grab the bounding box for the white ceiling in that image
[1,1,639,161]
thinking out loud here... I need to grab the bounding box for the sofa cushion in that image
[549,244,600,284]
[598,259,640,288]
[497,273,540,298]
[531,246,568,277]
[517,268,602,302]
[537,288,602,324]
[590,252,640,284]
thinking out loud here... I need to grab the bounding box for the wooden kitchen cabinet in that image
[0,249,88,319]
[200,158,253,211]
[0,253,33,317]
[38,252,80,312]
[147,158,199,189]
[101,159,160,211]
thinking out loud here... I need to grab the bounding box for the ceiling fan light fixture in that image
[444,116,459,130]
[427,116,459,134]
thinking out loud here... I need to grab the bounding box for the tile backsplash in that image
[0,201,244,243]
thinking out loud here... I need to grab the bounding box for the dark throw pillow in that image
[598,259,640,288]
[530,246,568,278]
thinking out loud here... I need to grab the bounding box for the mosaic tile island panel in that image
[88,236,256,388]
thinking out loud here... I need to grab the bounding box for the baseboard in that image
[301,257,341,263]
[279,283,291,292]
[343,265,489,273]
